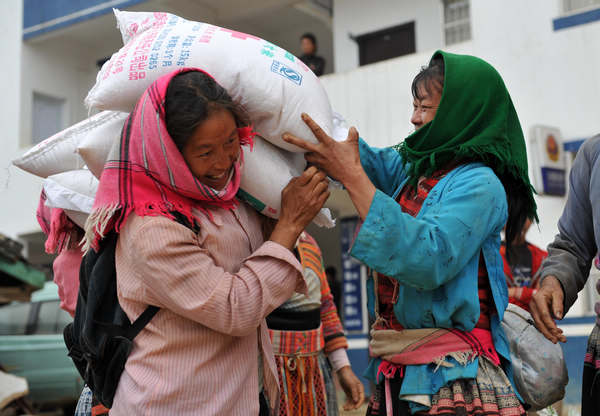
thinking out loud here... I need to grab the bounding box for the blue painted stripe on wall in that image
[562,315,597,325]
[563,139,587,153]
[553,7,600,31]
[561,335,588,404]
[23,0,147,40]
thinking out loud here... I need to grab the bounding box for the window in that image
[356,22,416,66]
[0,302,31,335]
[444,0,471,45]
[563,0,600,13]
[36,300,71,334]
[32,92,65,145]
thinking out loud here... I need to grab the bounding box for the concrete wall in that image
[332,0,444,72]
[0,0,43,240]
[0,4,111,240]
[321,0,600,316]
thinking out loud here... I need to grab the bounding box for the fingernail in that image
[555,310,562,319]
[301,113,308,120]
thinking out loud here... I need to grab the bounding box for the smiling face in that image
[411,83,442,130]
[181,108,240,190]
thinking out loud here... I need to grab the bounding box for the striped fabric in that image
[267,233,347,415]
[269,326,331,416]
[297,233,348,353]
[367,357,525,416]
[269,325,324,356]
[110,202,306,415]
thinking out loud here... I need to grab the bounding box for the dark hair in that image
[301,33,317,47]
[411,56,444,101]
[325,266,337,278]
[503,175,531,263]
[164,71,249,151]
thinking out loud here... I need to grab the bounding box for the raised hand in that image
[269,166,330,250]
[283,113,361,186]
[284,113,376,221]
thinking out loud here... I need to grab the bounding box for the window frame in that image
[443,0,472,46]
[562,0,600,15]
[30,91,67,146]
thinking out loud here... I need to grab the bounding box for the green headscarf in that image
[396,50,537,221]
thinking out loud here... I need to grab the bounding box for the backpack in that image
[64,215,197,408]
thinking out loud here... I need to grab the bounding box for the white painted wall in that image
[0,0,43,240]
[322,0,600,316]
[19,42,98,149]
[0,1,117,240]
[332,0,444,72]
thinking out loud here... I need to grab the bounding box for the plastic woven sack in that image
[85,10,333,153]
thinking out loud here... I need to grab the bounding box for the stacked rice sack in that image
[13,10,349,229]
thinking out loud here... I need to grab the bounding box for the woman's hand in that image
[530,275,567,343]
[269,166,329,250]
[337,366,365,410]
[283,113,376,220]
[283,113,361,185]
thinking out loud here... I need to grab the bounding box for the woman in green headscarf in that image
[283,51,532,415]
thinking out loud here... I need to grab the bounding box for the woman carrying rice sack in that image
[283,50,534,415]
[266,232,364,415]
[84,68,330,415]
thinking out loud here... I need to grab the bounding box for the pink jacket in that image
[110,203,306,415]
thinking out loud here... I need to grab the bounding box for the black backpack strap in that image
[96,305,160,339]
[126,305,160,339]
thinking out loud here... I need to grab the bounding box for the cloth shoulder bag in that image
[501,303,568,411]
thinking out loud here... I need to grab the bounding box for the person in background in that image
[36,191,83,317]
[325,266,342,313]
[530,135,600,416]
[299,33,326,76]
[266,232,364,415]
[500,219,548,311]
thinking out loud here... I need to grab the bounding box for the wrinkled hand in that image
[280,165,329,229]
[283,113,362,186]
[529,275,567,343]
[269,166,329,250]
[337,366,365,411]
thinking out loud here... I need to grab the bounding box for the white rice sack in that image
[12,111,123,178]
[332,111,350,142]
[85,10,333,153]
[43,170,98,220]
[63,210,90,229]
[239,136,334,228]
[76,112,129,178]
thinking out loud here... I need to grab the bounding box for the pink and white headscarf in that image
[84,68,254,251]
